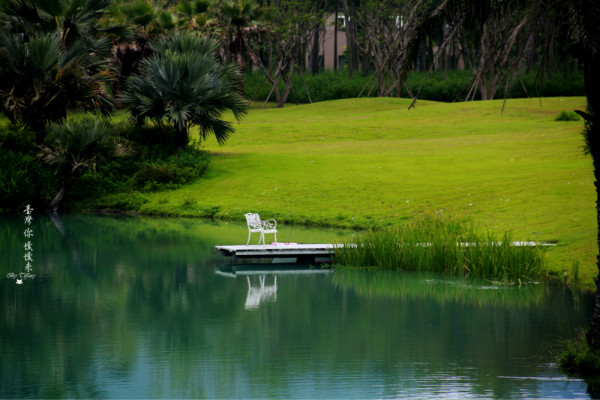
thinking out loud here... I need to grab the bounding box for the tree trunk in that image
[342,0,354,77]
[563,36,569,80]
[350,4,360,74]
[277,63,294,107]
[29,116,47,145]
[343,0,360,77]
[310,25,320,75]
[113,37,150,98]
[547,34,554,81]
[234,31,247,72]
[268,38,274,72]
[333,7,339,72]
[427,35,434,71]
[443,24,449,79]
[588,150,600,349]
[443,41,449,79]
[48,174,78,213]
[585,43,600,349]
[362,29,370,77]
[478,79,487,100]
[49,186,67,213]
[418,42,426,71]
[174,125,189,149]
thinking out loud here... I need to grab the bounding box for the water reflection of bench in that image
[215,265,331,310]
[245,275,277,310]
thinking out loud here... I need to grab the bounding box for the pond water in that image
[0,214,596,399]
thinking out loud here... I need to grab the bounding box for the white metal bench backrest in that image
[245,213,262,231]
[244,213,277,245]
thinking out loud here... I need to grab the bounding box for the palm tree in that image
[218,0,264,71]
[38,119,132,213]
[119,32,248,148]
[0,32,114,143]
[1,0,128,57]
[176,0,214,31]
[0,0,129,143]
[115,0,177,35]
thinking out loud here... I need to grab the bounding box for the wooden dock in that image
[215,241,555,264]
[215,244,343,263]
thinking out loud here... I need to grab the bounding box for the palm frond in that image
[120,31,248,147]
[39,118,132,170]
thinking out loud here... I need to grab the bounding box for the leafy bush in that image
[75,191,150,211]
[132,147,210,190]
[559,328,600,376]
[555,110,581,121]
[67,125,210,204]
[0,149,60,212]
[0,127,61,212]
[135,163,179,185]
[0,125,36,152]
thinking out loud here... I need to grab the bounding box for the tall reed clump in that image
[332,214,546,283]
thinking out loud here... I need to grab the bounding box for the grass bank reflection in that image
[331,268,583,310]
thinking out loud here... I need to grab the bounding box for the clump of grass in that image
[568,259,581,289]
[559,328,600,376]
[333,214,546,283]
[555,110,581,121]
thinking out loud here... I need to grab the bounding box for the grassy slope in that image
[115,97,594,288]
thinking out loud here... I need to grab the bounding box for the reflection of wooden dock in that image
[215,244,343,263]
[215,262,333,279]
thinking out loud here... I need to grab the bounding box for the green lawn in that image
[106,97,595,288]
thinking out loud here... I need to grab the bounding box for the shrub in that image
[133,147,210,191]
[67,126,211,203]
[119,124,179,150]
[559,329,600,376]
[0,150,61,212]
[0,127,60,212]
[0,125,36,152]
[135,163,178,185]
[76,191,150,211]
[555,111,581,121]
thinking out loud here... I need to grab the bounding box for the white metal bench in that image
[245,213,277,245]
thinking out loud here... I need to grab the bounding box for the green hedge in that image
[244,69,585,104]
